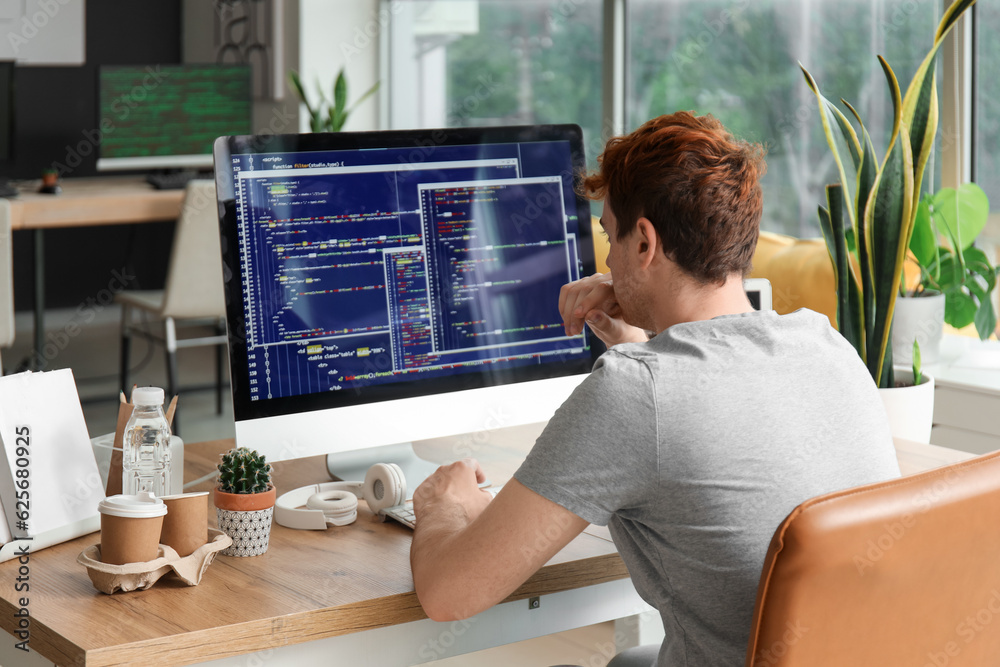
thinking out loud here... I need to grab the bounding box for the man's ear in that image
[634,217,659,270]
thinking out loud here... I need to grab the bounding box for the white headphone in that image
[274,463,407,530]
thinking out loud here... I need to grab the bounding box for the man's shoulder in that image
[590,344,661,386]
[571,347,651,400]
[644,309,844,355]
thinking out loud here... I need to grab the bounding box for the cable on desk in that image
[184,469,219,489]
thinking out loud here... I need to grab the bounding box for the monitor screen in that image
[97,64,252,171]
[214,126,601,474]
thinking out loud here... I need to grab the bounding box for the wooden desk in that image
[9,177,185,371]
[9,177,184,230]
[0,426,631,667]
[0,430,977,667]
[893,436,976,475]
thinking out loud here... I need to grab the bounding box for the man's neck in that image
[650,273,754,333]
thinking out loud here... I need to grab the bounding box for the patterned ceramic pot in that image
[214,484,276,557]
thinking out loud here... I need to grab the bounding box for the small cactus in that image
[217,447,272,494]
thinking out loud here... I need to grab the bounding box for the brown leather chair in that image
[746,449,1000,666]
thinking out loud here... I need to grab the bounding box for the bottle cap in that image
[131,386,165,407]
[98,492,167,518]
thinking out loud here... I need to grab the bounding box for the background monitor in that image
[214,125,601,486]
[97,64,252,172]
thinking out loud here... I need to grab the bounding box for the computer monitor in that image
[742,278,772,311]
[97,64,252,172]
[214,125,602,486]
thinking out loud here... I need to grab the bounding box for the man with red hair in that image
[410,112,899,666]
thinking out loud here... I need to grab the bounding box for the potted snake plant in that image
[802,0,977,441]
[214,446,276,557]
[288,67,379,133]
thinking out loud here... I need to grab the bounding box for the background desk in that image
[927,336,1000,454]
[0,428,975,667]
[9,178,185,231]
[8,178,185,370]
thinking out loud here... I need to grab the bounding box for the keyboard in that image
[383,503,416,529]
[383,486,503,530]
[146,170,200,190]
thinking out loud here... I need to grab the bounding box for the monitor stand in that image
[326,442,441,500]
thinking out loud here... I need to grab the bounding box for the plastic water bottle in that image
[122,386,172,497]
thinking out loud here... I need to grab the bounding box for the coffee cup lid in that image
[159,491,209,501]
[98,492,167,518]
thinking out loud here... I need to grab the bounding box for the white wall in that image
[0,0,84,65]
[298,0,384,132]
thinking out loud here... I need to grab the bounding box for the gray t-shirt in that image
[514,309,900,666]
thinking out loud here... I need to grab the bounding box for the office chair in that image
[116,180,227,429]
[746,448,1000,666]
[0,200,13,375]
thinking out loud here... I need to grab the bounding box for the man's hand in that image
[413,459,493,526]
[410,476,589,622]
[559,273,648,347]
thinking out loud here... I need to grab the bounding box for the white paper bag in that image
[0,369,104,541]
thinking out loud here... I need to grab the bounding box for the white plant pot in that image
[878,367,935,444]
[217,507,273,557]
[892,293,945,365]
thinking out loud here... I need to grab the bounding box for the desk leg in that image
[32,228,45,371]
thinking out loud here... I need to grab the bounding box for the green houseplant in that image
[907,182,998,339]
[214,446,276,557]
[801,0,977,389]
[288,67,379,133]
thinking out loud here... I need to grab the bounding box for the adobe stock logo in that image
[853,467,966,576]
[671,0,751,70]
[753,620,810,666]
[922,589,1000,667]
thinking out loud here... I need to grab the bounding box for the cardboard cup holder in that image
[77,529,232,594]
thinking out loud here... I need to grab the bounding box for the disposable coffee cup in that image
[160,492,209,557]
[98,492,167,565]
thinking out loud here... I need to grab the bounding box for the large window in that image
[387,1,603,165]
[628,0,940,238]
[975,3,1000,207]
[973,2,1000,281]
[387,1,964,239]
